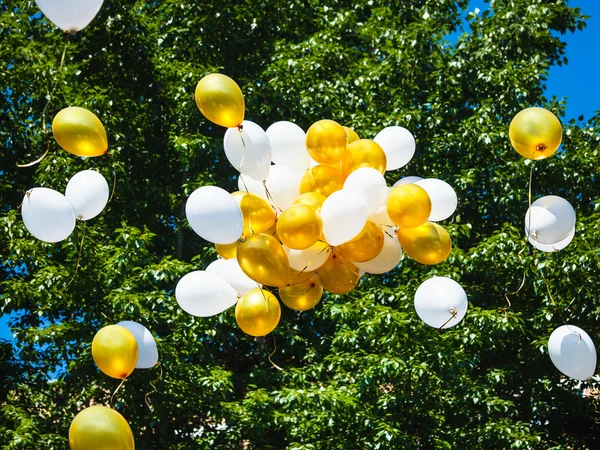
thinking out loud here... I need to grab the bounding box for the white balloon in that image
[116,321,158,369]
[65,170,109,221]
[285,242,331,272]
[206,259,228,273]
[415,178,458,222]
[175,271,238,317]
[224,120,271,181]
[266,121,310,174]
[374,126,416,170]
[238,165,300,212]
[393,176,423,187]
[185,186,243,244]
[35,0,103,32]
[548,325,596,380]
[414,277,468,329]
[355,231,402,274]
[528,226,575,252]
[321,190,368,246]
[343,168,387,214]
[525,196,576,245]
[21,187,76,243]
[368,187,395,227]
[212,259,259,295]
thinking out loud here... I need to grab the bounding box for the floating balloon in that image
[236,289,281,336]
[318,253,360,295]
[239,165,300,211]
[206,258,228,273]
[415,178,458,222]
[374,126,416,170]
[65,170,109,221]
[355,230,402,274]
[337,221,384,262]
[186,186,243,244]
[237,234,290,287]
[21,187,76,243]
[414,277,468,329]
[343,167,388,214]
[387,184,432,229]
[306,119,347,165]
[397,222,452,265]
[393,176,423,187]
[175,270,238,317]
[343,126,360,144]
[195,73,244,128]
[509,107,562,160]
[277,204,323,250]
[525,195,575,245]
[69,406,134,450]
[266,121,310,174]
[53,107,108,157]
[294,192,327,212]
[224,120,271,181]
[233,191,276,235]
[215,241,239,259]
[528,226,575,252]
[341,139,387,179]
[35,0,104,32]
[92,325,138,379]
[368,187,394,227]
[116,321,158,369]
[321,189,368,246]
[285,241,331,272]
[548,325,596,380]
[211,258,259,296]
[299,165,344,198]
[279,274,323,311]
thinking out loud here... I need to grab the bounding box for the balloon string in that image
[110,376,127,408]
[107,152,117,203]
[268,333,284,371]
[237,126,248,180]
[262,181,281,213]
[61,222,87,292]
[144,362,163,412]
[436,308,458,332]
[288,245,331,286]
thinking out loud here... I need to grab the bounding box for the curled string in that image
[436,308,458,332]
[268,333,283,371]
[566,325,582,344]
[144,362,163,412]
[236,125,249,183]
[263,181,281,213]
[61,221,87,293]
[107,152,117,204]
[110,376,127,408]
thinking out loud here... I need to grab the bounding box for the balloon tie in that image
[110,376,128,408]
[107,152,118,204]
[436,308,458,331]
[61,222,86,293]
[268,333,284,371]
[144,362,163,412]
[262,181,281,213]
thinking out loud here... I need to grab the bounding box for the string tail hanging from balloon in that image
[144,362,163,412]
[110,376,128,408]
[268,333,284,371]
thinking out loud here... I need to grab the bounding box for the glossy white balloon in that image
[355,230,402,274]
[266,121,310,174]
[285,242,331,272]
[393,176,423,187]
[35,0,103,32]
[343,168,388,214]
[65,170,109,221]
[321,190,368,246]
[414,277,468,329]
[206,258,228,273]
[238,165,300,212]
[525,196,576,245]
[21,187,76,243]
[368,187,395,227]
[415,178,458,222]
[224,120,271,181]
[175,271,238,317]
[116,321,158,369]
[528,226,575,252]
[374,126,416,170]
[212,258,259,295]
[548,325,596,380]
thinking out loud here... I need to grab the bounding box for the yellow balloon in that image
[215,241,238,259]
[69,406,134,450]
[52,107,108,157]
[279,274,323,311]
[341,139,387,179]
[343,126,360,144]
[509,107,562,160]
[294,192,327,212]
[337,221,384,262]
[387,184,432,229]
[92,325,138,379]
[277,204,323,250]
[233,191,276,235]
[299,165,343,198]
[195,73,245,128]
[306,119,347,165]
[235,288,281,336]
[397,222,452,265]
[318,253,360,295]
[289,268,318,286]
[237,234,290,287]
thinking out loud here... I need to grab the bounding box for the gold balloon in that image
[92,325,138,379]
[306,119,347,165]
[397,222,452,265]
[294,192,327,212]
[509,107,562,160]
[343,126,360,144]
[289,268,318,286]
[341,139,387,179]
[387,184,432,229]
[318,253,360,295]
[237,234,290,287]
[195,73,245,128]
[279,274,323,311]
[337,221,384,262]
[215,241,238,259]
[277,204,322,250]
[299,165,343,198]
[69,406,134,450]
[235,288,281,336]
[233,191,276,235]
[52,107,108,157]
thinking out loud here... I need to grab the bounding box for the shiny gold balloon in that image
[387,184,432,229]
[341,139,387,179]
[279,274,323,311]
[299,165,344,198]
[343,126,360,144]
[235,288,281,336]
[337,221,384,262]
[52,107,108,157]
[215,241,239,260]
[289,268,318,286]
[397,222,452,265]
[69,406,134,450]
[294,192,327,212]
[237,234,290,287]
[509,107,562,160]
[195,73,245,128]
[306,119,347,165]
[233,191,276,235]
[317,253,360,295]
[277,204,323,250]
[92,325,138,379]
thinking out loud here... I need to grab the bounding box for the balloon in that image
[237,234,291,287]
[185,186,243,244]
[211,258,259,296]
[393,176,423,187]
[195,73,244,128]
[239,165,300,211]
[21,187,76,243]
[175,270,238,317]
[279,274,323,311]
[343,126,360,144]
[318,253,360,295]
[215,241,239,259]
[69,406,134,450]
[374,126,416,170]
[294,192,327,212]
[305,119,347,165]
[91,325,138,379]
[528,226,575,252]
[299,165,344,198]
[233,191,276,235]
[337,221,384,262]
[321,190,368,246]
[525,196,575,245]
[65,170,109,221]
[397,222,452,265]
[277,204,323,250]
[285,241,331,272]
[387,184,431,228]
[116,321,158,369]
[52,107,108,157]
[343,167,388,214]
[509,107,562,160]
[235,289,281,336]
[414,277,468,329]
[415,178,458,222]
[548,325,596,380]
[224,120,271,181]
[355,230,402,274]
[341,139,387,179]
[289,268,318,286]
[206,258,228,273]
[368,188,395,227]
[266,121,310,173]
[35,0,104,32]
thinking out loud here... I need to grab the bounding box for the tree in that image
[1,0,599,448]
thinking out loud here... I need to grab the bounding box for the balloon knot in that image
[237,124,244,132]
[536,143,548,152]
